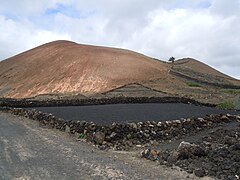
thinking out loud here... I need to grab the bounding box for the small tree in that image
[168,57,175,69]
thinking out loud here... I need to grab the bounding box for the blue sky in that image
[0,0,239,79]
[45,4,92,19]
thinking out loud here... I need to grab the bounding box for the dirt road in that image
[0,112,211,180]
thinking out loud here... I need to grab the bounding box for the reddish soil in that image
[0,40,168,98]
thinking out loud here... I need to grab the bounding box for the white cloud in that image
[210,0,240,16]
[30,30,71,48]
[52,13,108,45]
[0,15,71,59]
[0,0,239,79]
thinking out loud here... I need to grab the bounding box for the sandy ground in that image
[0,112,213,180]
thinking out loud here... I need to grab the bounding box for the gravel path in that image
[0,112,210,180]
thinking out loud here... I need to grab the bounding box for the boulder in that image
[65,125,71,133]
[141,149,160,161]
[128,122,138,129]
[220,115,229,121]
[176,141,206,159]
[109,132,117,139]
[93,131,105,145]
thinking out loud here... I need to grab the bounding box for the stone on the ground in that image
[220,115,229,121]
[176,141,206,159]
[93,131,105,145]
[141,149,160,161]
[65,125,71,133]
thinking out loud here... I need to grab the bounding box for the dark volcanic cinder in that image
[30,103,238,125]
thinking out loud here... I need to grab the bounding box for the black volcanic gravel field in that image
[30,103,238,125]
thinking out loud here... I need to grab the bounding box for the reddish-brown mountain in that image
[0,40,239,105]
[0,40,168,98]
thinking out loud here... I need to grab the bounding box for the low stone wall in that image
[1,107,239,150]
[0,96,215,108]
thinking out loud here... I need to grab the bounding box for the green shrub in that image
[78,133,85,139]
[187,82,201,87]
[127,133,133,139]
[217,101,235,110]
